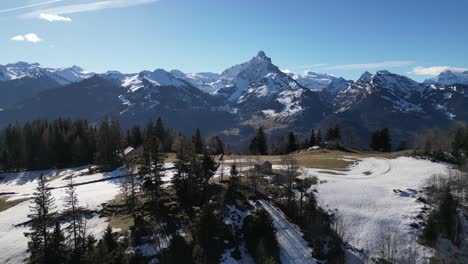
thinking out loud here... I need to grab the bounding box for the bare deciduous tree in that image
[281,154,300,206]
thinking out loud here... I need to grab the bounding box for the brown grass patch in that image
[223,149,412,170]
[0,196,30,212]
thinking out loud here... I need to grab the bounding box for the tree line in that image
[0,118,225,172]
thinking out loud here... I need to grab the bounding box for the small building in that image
[254,160,272,174]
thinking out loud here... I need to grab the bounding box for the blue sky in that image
[1,0,467,81]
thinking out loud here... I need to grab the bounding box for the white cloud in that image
[22,0,159,19]
[326,61,414,70]
[10,33,42,43]
[0,0,64,14]
[39,13,71,22]
[410,66,468,76]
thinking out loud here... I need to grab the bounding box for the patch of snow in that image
[303,157,453,262]
[0,166,125,264]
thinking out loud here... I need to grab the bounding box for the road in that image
[258,200,316,264]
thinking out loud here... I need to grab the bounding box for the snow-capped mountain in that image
[169,70,220,94]
[0,62,94,85]
[288,71,338,91]
[47,65,95,85]
[424,70,468,86]
[333,70,425,113]
[1,53,468,147]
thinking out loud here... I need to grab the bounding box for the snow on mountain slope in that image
[170,70,220,94]
[0,62,94,85]
[288,71,338,91]
[119,69,188,93]
[48,65,95,85]
[302,157,453,263]
[334,70,426,113]
[0,65,15,82]
[425,70,468,86]
[213,51,302,102]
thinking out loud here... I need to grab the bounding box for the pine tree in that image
[130,125,143,148]
[325,128,334,142]
[63,175,84,256]
[154,117,165,142]
[102,225,117,252]
[214,136,224,155]
[452,128,465,163]
[334,125,341,141]
[316,129,322,146]
[250,127,268,155]
[173,140,197,205]
[380,128,391,152]
[370,130,380,151]
[286,132,298,153]
[148,137,165,206]
[227,163,240,201]
[200,150,216,194]
[26,173,56,263]
[49,222,67,264]
[192,128,204,154]
[309,129,316,147]
[95,119,122,170]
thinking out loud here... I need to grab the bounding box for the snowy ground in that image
[0,156,455,263]
[0,167,125,264]
[297,157,453,263]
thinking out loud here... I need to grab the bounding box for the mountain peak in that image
[426,70,468,86]
[358,71,372,82]
[377,70,392,75]
[257,50,266,57]
[252,50,271,63]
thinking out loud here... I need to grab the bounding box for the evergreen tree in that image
[130,125,143,148]
[452,128,465,163]
[309,129,316,147]
[226,163,240,202]
[173,140,197,205]
[26,174,56,263]
[316,129,322,146]
[214,136,224,155]
[102,225,117,253]
[325,128,334,142]
[192,206,226,264]
[48,222,67,264]
[154,117,165,142]
[249,127,268,155]
[334,125,341,141]
[63,176,84,257]
[438,187,460,245]
[141,136,165,208]
[161,235,194,264]
[380,128,391,152]
[192,128,204,154]
[200,150,217,193]
[243,209,280,264]
[286,132,298,153]
[95,119,122,170]
[370,128,392,152]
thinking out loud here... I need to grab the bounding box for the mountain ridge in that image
[1,52,467,147]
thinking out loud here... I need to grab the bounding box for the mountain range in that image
[1,51,467,148]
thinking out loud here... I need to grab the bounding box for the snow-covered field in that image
[0,156,455,263]
[0,167,126,264]
[301,157,453,263]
